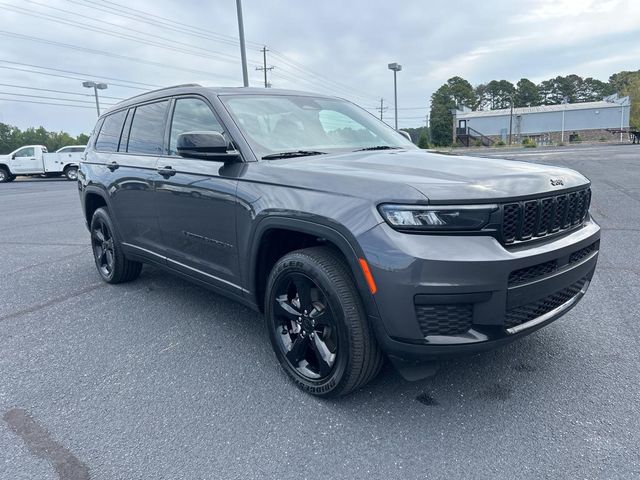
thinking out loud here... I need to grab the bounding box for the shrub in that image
[495,140,506,147]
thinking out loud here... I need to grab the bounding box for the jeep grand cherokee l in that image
[78,84,600,397]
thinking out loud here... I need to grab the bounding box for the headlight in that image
[378,204,497,231]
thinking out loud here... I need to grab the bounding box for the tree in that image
[515,78,540,107]
[429,77,476,146]
[417,130,430,149]
[577,77,614,102]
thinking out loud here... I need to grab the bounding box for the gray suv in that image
[78,84,600,397]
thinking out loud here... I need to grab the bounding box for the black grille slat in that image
[569,240,599,264]
[521,201,538,239]
[537,198,554,235]
[503,204,519,243]
[508,260,558,286]
[416,304,473,337]
[504,278,587,328]
[502,188,590,245]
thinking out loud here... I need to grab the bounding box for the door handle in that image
[157,166,176,178]
[107,161,119,172]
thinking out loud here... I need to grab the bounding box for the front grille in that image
[569,240,599,264]
[416,304,473,337]
[501,188,591,245]
[508,260,558,286]
[504,277,587,328]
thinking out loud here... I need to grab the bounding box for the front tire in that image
[90,207,142,284]
[265,247,383,397]
[0,167,10,183]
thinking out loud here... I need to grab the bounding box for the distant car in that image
[0,144,85,182]
[78,84,600,397]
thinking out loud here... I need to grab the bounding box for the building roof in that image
[456,96,630,119]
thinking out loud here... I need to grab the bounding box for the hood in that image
[267,149,589,202]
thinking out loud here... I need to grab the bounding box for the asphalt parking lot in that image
[1,144,639,479]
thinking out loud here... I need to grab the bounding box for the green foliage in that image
[429,77,476,146]
[522,137,536,147]
[495,140,506,147]
[401,127,429,145]
[0,122,88,154]
[417,131,431,149]
[476,79,516,110]
[514,78,540,107]
[612,71,640,129]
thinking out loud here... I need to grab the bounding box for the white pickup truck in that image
[0,144,85,183]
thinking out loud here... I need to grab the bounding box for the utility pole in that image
[235,0,249,87]
[255,46,274,88]
[376,98,388,121]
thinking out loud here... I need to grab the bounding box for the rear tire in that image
[90,207,142,284]
[265,246,383,397]
[64,165,78,181]
[0,168,10,183]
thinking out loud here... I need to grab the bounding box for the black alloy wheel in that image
[272,272,338,380]
[89,207,142,284]
[266,247,383,397]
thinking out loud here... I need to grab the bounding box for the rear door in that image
[101,101,168,258]
[10,146,40,173]
[153,96,242,292]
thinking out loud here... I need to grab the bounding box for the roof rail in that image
[114,83,202,105]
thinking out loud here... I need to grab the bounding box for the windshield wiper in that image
[355,145,401,151]
[262,150,326,160]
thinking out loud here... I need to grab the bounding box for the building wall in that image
[463,105,629,138]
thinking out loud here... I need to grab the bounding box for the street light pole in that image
[508,95,514,145]
[235,0,249,87]
[388,63,402,130]
[82,81,108,116]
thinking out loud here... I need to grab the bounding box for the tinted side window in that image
[127,101,169,155]
[169,98,223,155]
[95,110,127,152]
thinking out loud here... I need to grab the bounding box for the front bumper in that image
[359,218,600,361]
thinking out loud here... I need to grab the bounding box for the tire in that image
[0,167,9,183]
[7,175,16,182]
[90,207,142,284]
[265,247,383,397]
[64,165,78,181]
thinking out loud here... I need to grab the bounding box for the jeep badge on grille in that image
[550,178,564,186]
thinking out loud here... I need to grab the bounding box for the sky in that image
[0,0,639,136]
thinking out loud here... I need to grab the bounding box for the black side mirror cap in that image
[176,131,240,162]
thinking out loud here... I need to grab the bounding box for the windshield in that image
[220,94,416,159]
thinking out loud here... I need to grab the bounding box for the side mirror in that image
[11,154,16,160]
[398,130,412,142]
[177,131,240,162]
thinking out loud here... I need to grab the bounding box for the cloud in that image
[0,0,638,133]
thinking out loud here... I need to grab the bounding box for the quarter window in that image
[127,101,169,155]
[169,98,223,155]
[95,110,127,152]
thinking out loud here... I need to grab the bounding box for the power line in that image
[0,97,107,109]
[0,31,240,82]
[3,1,253,66]
[0,82,126,100]
[64,0,263,50]
[0,91,116,106]
[0,60,159,90]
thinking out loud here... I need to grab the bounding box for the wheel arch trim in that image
[246,215,381,321]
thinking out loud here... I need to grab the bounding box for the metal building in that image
[453,94,630,145]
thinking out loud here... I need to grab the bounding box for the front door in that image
[154,96,242,293]
[10,146,40,173]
